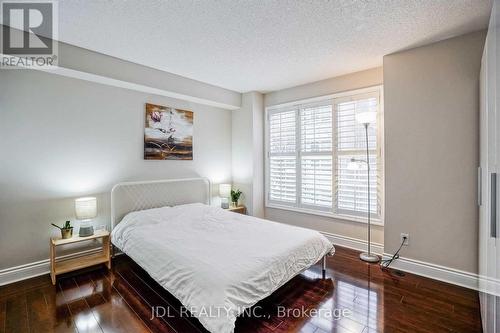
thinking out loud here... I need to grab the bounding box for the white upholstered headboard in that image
[110,178,211,229]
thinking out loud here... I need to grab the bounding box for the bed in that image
[110,178,334,333]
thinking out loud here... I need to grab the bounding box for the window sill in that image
[265,203,384,226]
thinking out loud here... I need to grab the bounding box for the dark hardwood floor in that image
[0,246,482,333]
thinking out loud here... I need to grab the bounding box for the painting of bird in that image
[144,103,193,160]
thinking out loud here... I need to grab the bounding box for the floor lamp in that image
[349,111,380,263]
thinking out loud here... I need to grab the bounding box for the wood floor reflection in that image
[0,246,483,333]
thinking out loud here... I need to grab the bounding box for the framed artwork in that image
[144,103,193,160]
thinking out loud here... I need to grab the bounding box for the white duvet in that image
[111,203,334,333]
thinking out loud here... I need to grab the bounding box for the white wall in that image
[56,40,242,110]
[232,93,254,211]
[263,67,384,244]
[231,92,265,217]
[0,69,233,269]
[251,93,265,218]
[383,31,486,273]
[265,67,383,106]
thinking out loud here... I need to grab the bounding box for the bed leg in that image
[322,255,327,279]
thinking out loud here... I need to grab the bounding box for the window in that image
[266,87,383,223]
[269,110,297,203]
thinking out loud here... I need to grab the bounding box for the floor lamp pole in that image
[360,122,380,263]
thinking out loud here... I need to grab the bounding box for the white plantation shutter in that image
[336,155,378,216]
[266,88,383,222]
[300,104,332,152]
[269,156,296,202]
[268,109,297,204]
[334,93,381,218]
[269,110,296,154]
[301,156,332,207]
[300,103,333,209]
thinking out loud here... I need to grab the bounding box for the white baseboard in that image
[320,231,384,255]
[320,230,484,292]
[382,253,480,291]
[0,248,103,286]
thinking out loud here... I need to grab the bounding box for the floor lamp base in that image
[360,252,380,263]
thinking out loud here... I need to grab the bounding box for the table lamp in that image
[219,184,231,209]
[75,197,97,237]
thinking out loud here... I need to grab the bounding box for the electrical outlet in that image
[400,233,409,246]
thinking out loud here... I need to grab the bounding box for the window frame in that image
[264,86,384,225]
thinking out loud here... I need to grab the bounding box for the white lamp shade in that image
[219,184,231,198]
[355,111,377,124]
[75,197,97,220]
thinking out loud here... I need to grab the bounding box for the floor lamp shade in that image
[75,197,97,236]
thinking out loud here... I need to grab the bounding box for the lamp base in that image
[360,252,380,263]
[79,226,94,237]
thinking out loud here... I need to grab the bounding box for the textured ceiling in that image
[53,0,491,92]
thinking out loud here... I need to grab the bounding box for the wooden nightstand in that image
[50,229,111,285]
[227,205,246,214]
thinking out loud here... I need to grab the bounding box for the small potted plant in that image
[230,189,242,207]
[51,220,73,239]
